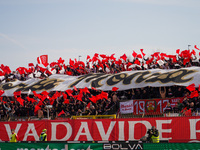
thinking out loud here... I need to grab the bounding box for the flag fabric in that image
[186,83,196,92]
[66,89,73,97]
[120,54,127,61]
[112,87,119,91]
[86,55,90,60]
[86,102,91,109]
[13,91,21,97]
[28,63,34,67]
[73,86,78,91]
[89,96,97,103]
[37,55,48,67]
[34,105,41,113]
[176,49,180,54]
[140,49,146,56]
[17,97,24,106]
[101,91,108,99]
[58,110,65,116]
[194,45,200,50]
[92,87,97,91]
[64,99,70,104]
[190,90,199,98]
[137,54,143,59]
[57,57,65,64]
[0,90,4,96]
[132,51,137,57]
[41,91,49,95]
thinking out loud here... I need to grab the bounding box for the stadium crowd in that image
[1,46,200,121]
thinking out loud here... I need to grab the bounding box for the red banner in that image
[0,117,200,143]
[130,97,183,114]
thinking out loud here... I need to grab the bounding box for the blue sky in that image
[0,0,200,70]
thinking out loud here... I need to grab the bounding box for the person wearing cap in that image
[147,126,159,143]
[10,129,18,142]
[39,129,47,141]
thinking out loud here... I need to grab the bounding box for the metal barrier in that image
[71,114,116,119]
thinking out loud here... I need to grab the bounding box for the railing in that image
[71,114,116,119]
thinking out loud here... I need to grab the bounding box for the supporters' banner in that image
[120,100,134,114]
[0,117,200,143]
[1,67,200,96]
[126,97,183,114]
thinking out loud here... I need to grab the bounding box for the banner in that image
[120,100,134,114]
[122,97,183,114]
[1,142,200,150]
[1,67,200,96]
[0,117,200,143]
[0,142,103,150]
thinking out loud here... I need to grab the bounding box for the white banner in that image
[120,100,134,114]
[1,67,200,96]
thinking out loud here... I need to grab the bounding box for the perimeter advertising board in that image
[0,117,200,143]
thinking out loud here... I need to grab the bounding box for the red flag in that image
[32,91,38,97]
[34,105,41,113]
[14,91,21,97]
[100,54,107,58]
[109,54,116,61]
[112,87,119,91]
[92,87,97,91]
[134,59,141,65]
[57,57,65,64]
[81,87,90,94]
[120,54,127,61]
[73,86,78,91]
[89,96,97,103]
[199,85,200,91]
[27,97,37,103]
[64,99,70,104]
[137,54,143,59]
[58,110,65,116]
[62,93,68,99]
[37,100,43,107]
[94,53,99,58]
[37,55,48,67]
[185,109,191,116]
[66,89,73,97]
[176,49,180,54]
[0,90,4,96]
[194,45,200,50]
[101,91,108,99]
[41,91,49,95]
[186,83,196,91]
[86,102,91,109]
[140,49,146,56]
[132,51,137,57]
[183,58,190,65]
[17,97,24,106]
[66,71,72,75]
[96,94,102,101]
[75,93,83,101]
[28,63,34,67]
[86,55,90,60]
[190,90,199,98]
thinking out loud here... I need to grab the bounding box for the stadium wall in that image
[0,116,200,143]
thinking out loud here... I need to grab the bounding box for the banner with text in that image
[120,97,183,114]
[0,117,200,143]
[1,67,200,96]
[120,100,134,114]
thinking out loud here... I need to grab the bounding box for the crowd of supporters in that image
[1,47,200,121]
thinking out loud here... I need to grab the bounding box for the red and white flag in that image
[37,55,48,67]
